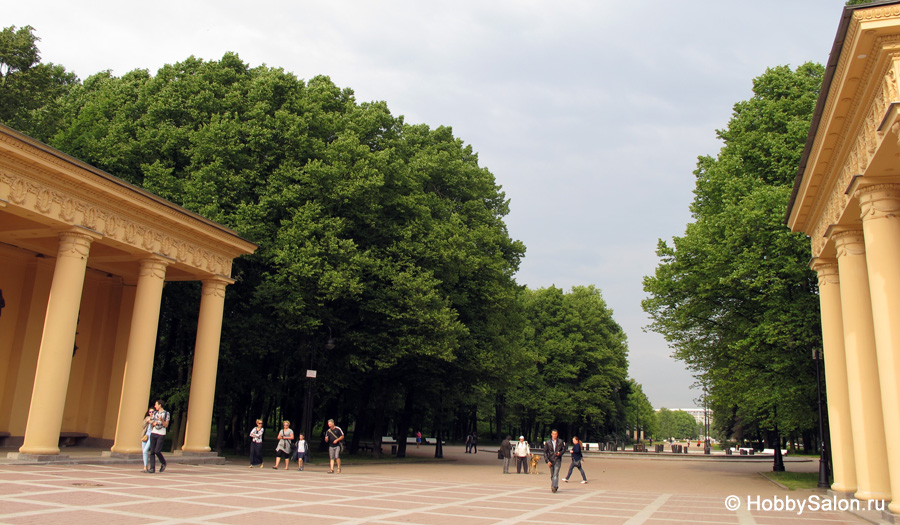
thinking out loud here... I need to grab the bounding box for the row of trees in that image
[642,63,826,453]
[2,26,639,454]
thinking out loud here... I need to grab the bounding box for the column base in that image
[101,451,143,459]
[180,446,212,454]
[828,489,857,499]
[7,452,70,462]
[856,490,892,501]
[173,450,218,457]
[887,503,900,520]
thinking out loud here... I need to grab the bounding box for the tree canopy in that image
[642,63,824,446]
[0,25,77,137]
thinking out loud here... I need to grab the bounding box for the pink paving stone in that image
[334,497,428,510]
[4,509,144,525]
[281,502,405,518]
[524,518,630,525]
[104,486,213,499]
[376,511,500,524]
[650,511,741,523]
[111,500,239,519]
[13,489,145,506]
[557,507,639,518]
[188,494,293,508]
[0,501,63,515]
[435,505,530,519]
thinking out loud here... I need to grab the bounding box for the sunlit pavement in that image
[0,446,880,524]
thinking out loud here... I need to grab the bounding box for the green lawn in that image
[762,471,826,490]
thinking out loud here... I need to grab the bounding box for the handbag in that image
[498,450,503,459]
[141,434,149,442]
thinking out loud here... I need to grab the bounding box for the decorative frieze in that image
[0,167,232,278]
[810,50,900,257]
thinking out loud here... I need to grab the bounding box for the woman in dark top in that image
[562,435,588,483]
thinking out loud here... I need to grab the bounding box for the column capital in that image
[200,277,232,299]
[56,230,98,260]
[137,257,169,281]
[810,258,840,287]
[832,230,866,258]
[858,183,900,222]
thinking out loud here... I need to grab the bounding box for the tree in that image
[506,286,629,441]
[43,52,526,453]
[0,25,77,138]
[642,63,824,447]
[623,380,657,441]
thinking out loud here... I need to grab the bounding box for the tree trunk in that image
[396,387,414,458]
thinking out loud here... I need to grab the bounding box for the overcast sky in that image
[7,1,847,409]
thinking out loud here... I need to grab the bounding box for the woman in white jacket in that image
[140,408,153,472]
[514,436,531,474]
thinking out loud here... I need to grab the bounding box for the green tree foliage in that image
[656,408,700,440]
[0,25,77,137]
[505,285,629,440]
[44,52,526,452]
[642,63,824,445]
[623,379,658,440]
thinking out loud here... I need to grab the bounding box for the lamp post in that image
[813,347,830,488]
[704,384,711,455]
[303,329,335,460]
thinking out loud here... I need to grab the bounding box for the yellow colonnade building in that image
[788,1,900,516]
[0,124,256,458]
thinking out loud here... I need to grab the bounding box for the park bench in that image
[58,432,88,447]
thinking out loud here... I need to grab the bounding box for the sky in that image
[6,1,848,409]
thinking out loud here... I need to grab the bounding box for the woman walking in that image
[273,421,293,470]
[562,435,587,483]
[140,408,153,472]
[249,419,264,468]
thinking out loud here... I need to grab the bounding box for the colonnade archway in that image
[788,2,900,514]
[0,124,256,458]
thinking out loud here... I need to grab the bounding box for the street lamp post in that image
[303,329,335,461]
[704,385,711,455]
[813,347,830,488]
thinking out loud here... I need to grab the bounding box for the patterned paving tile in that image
[0,463,882,524]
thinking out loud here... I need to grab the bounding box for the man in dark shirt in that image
[543,429,567,493]
[499,435,512,474]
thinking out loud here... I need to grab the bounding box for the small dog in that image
[529,454,541,474]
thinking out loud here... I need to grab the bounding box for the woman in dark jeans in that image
[562,435,588,483]
[248,419,264,468]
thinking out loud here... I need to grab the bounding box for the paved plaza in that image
[0,445,883,524]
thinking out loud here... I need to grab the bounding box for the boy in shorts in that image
[294,433,308,471]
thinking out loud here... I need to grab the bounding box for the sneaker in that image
[562,478,568,482]
[551,486,557,493]
[145,470,155,474]
[581,481,588,484]
[159,464,166,473]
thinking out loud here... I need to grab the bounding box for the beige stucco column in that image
[110,258,168,454]
[833,230,892,501]
[811,259,856,494]
[20,230,95,455]
[859,184,900,512]
[182,278,229,453]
